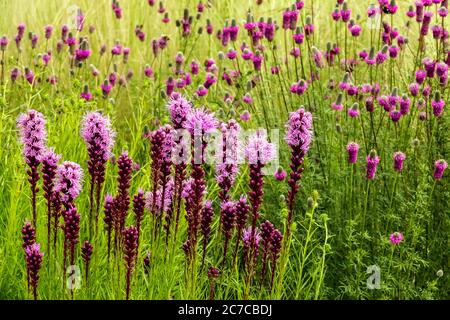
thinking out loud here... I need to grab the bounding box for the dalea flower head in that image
[393,151,406,172]
[434,159,448,180]
[346,142,360,164]
[389,232,404,245]
[245,130,275,165]
[366,150,380,180]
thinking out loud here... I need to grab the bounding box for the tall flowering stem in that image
[41,149,60,253]
[183,108,218,259]
[17,110,47,226]
[123,226,138,300]
[216,120,241,202]
[285,107,313,237]
[81,112,115,237]
[167,94,192,241]
[54,161,83,272]
[244,130,275,297]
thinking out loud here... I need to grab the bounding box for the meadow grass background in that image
[0,0,449,299]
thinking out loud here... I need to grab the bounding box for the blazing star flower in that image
[389,232,404,245]
[434,159,448,180]
[184,107,218,136]
[81,111,115,220]
[24,243,44,300]
[245,130,275,165]
[54,162,82,210]
[123,226,138,300]
[346,142,360,164]
[216,120,241,201]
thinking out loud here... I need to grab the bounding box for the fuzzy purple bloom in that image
[393,152,406,172]
[366,150,380,180]
[434,159,448,180]
[346,142,360,164]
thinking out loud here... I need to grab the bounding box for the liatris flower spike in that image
[285,107,313,233]
[24,243,44,300]
[41,149,60,250]
[81,111,115,233]
[123,226,139,300]
[81,240,93,282]
[17,110,47,226]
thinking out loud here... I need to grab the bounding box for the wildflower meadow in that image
[0,0,449,301]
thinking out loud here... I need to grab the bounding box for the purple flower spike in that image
[81,111,115,230]
[220,201,236,267]
[201,200,214,267]
[41,149,61,250]
[17,110,47,225]
[123,226,138,300]
[81,240,93,282]
[216,119,241,201]
[55,161,83,208]
[285,107,313,234]
[24,243,44,300]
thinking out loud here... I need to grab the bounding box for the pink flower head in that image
[17,110,47,163]
[366,150,380,180]
[167,94,193,129]
[285,107,313,154]
[274,167,287,181]
[81,112,116,162]
[245,130,275,165]
[393,151,406,172]
[389,232,404,245]
[434,159,448,180]
[346,142,360,164]
[55,161,83,204]
[240,110,251,122]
